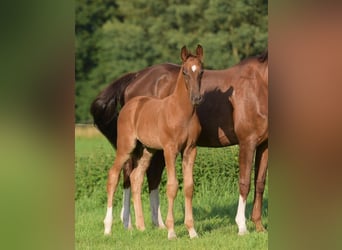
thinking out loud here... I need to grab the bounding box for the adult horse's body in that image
[102,45,204,239]
[91,49,268,235]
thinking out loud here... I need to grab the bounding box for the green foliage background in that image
[75,0,268,123]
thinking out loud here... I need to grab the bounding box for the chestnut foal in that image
[103,45,204,239]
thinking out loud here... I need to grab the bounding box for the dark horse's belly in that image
[196,87,238,147]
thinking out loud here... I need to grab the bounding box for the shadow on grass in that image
[189,197,269,234]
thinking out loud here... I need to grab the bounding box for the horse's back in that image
[125,63,180,101]
[119,95,164,149]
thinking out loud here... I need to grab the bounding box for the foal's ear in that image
[196,44,203,62]
[181,46,188,62]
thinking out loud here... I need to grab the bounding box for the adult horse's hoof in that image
[238,229,249,236]
[255,222,267,232]
[256,226,267,233]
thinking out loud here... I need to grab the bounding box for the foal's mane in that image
[185,53,196,59]
[183,53,199,61]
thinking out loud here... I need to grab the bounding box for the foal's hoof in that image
[168,231,177,240]
[104,229,111,236]
[189,229,198,239]
[103,221,112,235]
[136,225,146,231]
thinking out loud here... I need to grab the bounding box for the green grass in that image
[75,135,268,249]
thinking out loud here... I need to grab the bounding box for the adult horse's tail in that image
[90,72,137,147]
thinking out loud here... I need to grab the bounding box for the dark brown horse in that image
[91,49,268,235]
[102,45,204,239]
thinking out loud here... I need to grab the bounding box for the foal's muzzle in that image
[191,95,203,105]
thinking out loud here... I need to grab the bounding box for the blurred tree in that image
[75,0,122,122]
[75,0,121,81]
[75,0,268,123]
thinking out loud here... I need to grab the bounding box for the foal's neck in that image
[168,66,194,114]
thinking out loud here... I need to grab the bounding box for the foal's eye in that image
[182,69,187,75]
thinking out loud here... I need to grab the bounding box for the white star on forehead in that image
[191,65,197,72]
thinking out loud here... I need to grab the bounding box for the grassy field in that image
[75,126,268,249]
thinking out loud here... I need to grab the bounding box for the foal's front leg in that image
[163,147,179,239]
[104,153,130,235]
[182,146,198,239]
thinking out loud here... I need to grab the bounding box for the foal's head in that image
[180,45,204,105]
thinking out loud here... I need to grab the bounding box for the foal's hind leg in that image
[104,135,136,235]
[251,141,268,232]
[130,148,154,230]
[235,141,256,235]
[104,152,131,235]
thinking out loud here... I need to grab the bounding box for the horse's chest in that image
[166,118,199,145]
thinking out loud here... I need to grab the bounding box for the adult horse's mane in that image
[257,49,268,63]
[238,49,268,65]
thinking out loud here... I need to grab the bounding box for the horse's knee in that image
[255,180,265,194]
[130,170,143,193]
[184,181,194,198]
[167,181,178,198]
[107,166,120,187]
[108,165,119,176]
[239,179,251,198]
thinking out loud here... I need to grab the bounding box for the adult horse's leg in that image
[120,145,142,229]
[104,152,131,235]
[146,151,166,228]
[130,148,155,231]
[181,146,198,239]
[235,140,256,235]
[163,146,179,239]
[120,160,133,229]
[251,140,268,232]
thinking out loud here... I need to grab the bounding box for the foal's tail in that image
[90,72,137,147]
